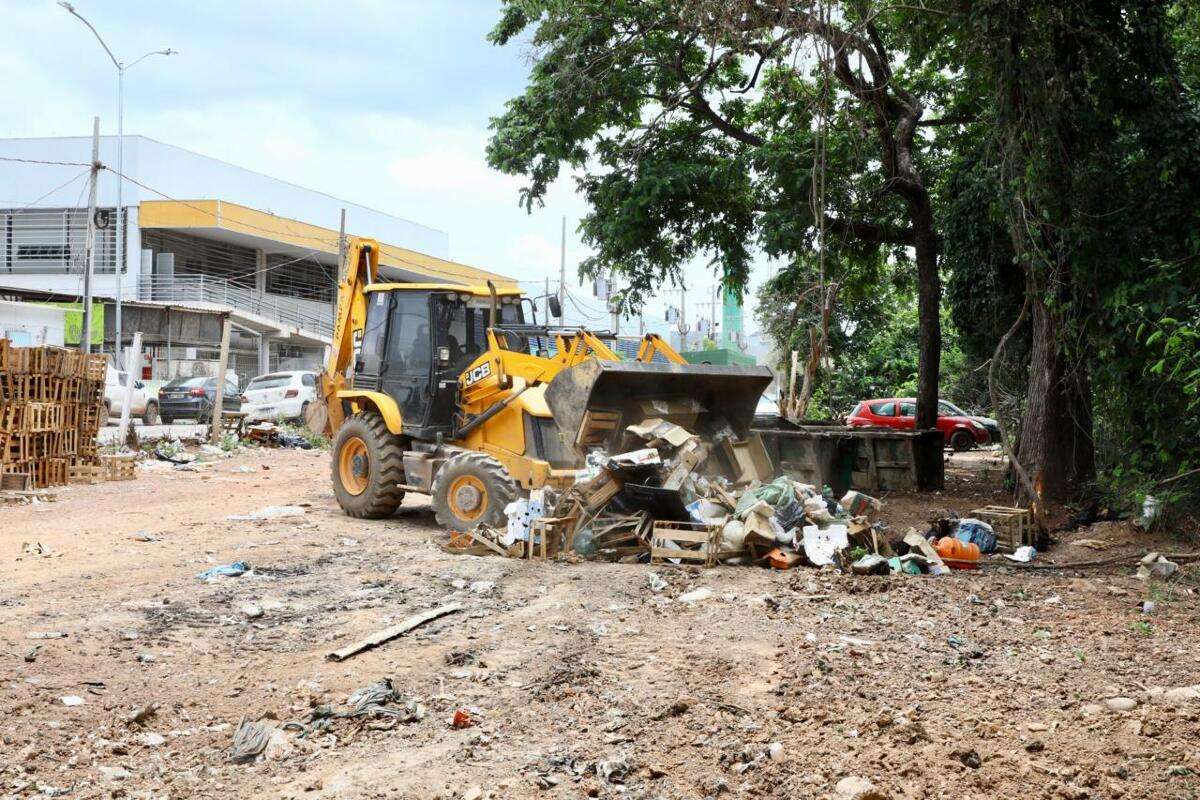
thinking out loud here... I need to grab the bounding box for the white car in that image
[241,371,319,423]
[104,364,158,424]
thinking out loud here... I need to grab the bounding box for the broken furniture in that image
[650,520,722,567]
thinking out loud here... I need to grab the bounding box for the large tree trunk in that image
[1017,296,1095,504]
[911,199,941,431]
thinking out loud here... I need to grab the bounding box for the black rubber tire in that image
[331,412,406,519]
[297,401,310,426]
[431,451,520,532]
[950,430,975,452]
[142,401,159,426]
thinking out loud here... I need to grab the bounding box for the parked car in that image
[104,365,158,424]
[845,397,993,451]
[936,399,1001,444]
[158,376,242,424]
[240,371,318,423]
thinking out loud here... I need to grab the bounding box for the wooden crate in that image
[68,461,105,485]
[101,454,137,481]
[22,402,65,432]
[575,408,621,447]
[30,457,68,489]
[970,505,1033,551]
[650,520,722,567]
[2,432,26,463]
[83,354,107,382]
[0,471,31,491]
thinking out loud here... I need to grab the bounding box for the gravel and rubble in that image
[2,446,1199,799]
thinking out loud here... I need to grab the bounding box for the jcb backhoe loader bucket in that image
[544,359,774,450]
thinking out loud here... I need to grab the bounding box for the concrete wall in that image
[0,300,66,346]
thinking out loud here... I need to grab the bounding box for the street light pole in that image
[57,1,175,359]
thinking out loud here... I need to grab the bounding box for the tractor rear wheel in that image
[431,451,519,532]
[331,412,406,519]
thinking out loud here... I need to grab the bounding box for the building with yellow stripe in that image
[0,135,516,382]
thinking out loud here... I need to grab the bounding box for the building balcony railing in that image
[136,275,333,340]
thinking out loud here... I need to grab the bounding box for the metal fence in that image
[0,207,121,274]
[136,275,333,339]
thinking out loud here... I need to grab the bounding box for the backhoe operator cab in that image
[352,286,526,438]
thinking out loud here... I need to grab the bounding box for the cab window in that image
[899,402,916,417]
[871,401,895,416]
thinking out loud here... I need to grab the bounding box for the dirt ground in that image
[3,446,1200,800]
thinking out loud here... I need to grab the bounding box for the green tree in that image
[943,0,1200,504]
[486,0,964,430]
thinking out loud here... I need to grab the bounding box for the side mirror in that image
[438,346,451,366]
[547,295,562,320]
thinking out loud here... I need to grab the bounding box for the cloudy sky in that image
[0,0,766,339]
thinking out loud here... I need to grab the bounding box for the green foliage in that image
[937,0,1200,505]
[486,0,956,311]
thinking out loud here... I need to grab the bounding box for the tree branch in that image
[824,215,915,245]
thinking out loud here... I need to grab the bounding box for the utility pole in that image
[558,216,566,325]
[81,116,101,355]
[544,276,550,326]
[711,285,718,345]
[334,208,346,311]
[680,286,687,349]
[58,1,176,358]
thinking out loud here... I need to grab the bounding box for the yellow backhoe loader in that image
[311,237,772,530]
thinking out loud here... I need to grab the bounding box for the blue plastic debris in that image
[954,518,997,554]
[197,561,250,581]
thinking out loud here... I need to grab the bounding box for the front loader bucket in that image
[544,359,774,450]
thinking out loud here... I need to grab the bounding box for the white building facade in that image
[0,135,514,382]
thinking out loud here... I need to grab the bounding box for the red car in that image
[846,398,993,450]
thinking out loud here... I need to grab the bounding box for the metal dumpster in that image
[751,416,943,494]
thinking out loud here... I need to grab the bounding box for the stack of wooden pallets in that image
[0,338,109,488]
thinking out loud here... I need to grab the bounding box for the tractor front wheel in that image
[431,451,519,532]
[331,412,406,519]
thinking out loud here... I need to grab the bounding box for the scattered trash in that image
[1005,545,1037,562]
[801,524,848,567]
[954,518,997,554]
[26,631,67,640]
[227,505,306,521]
[646,572,669,593]
[677,587,713,604]
[197,561,250,581]
[451,708,475,729]
[228,719,275,763]
[1136,552,1178,581]
[597,758,631,784]
[60,695,85,706]
[129,530,159,542]
[241,603,264,619]
[1135,494,1160,529]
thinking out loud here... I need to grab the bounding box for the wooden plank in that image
[327,603,464,662]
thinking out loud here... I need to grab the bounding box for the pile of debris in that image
[451,408,990,576]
